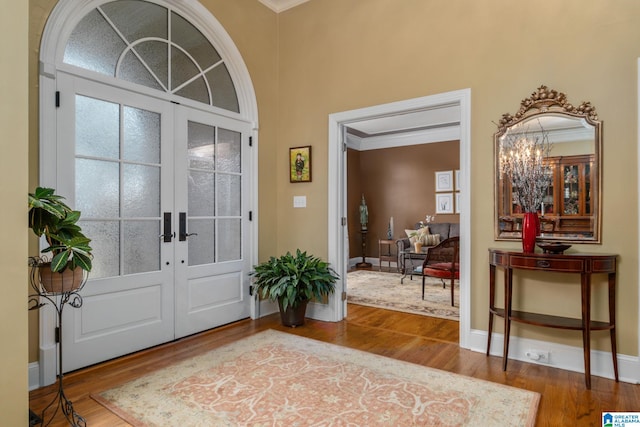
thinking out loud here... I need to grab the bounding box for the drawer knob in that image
[537,260,551,268]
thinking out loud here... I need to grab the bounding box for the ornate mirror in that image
[494,85,602,243]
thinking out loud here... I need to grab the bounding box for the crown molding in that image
[258,0,311,13]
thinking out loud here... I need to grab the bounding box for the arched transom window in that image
[63,0,239,112]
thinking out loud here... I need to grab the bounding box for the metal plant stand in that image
[28,257,87,427]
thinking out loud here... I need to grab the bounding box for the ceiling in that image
[258,0,311,13]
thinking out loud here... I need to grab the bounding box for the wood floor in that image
[29,304,638,426]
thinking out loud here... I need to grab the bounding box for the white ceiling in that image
[258,0,311,13]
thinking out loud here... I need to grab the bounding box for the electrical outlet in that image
[525,350,550,363]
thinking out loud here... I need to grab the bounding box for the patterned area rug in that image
[347,270,459,320]
[93,330,539,426]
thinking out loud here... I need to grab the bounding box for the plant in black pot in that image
[251,249,339,327]
[28,187,93,293]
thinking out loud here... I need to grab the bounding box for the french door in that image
[56,74,251,372]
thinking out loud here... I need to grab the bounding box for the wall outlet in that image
[525,349,550,363]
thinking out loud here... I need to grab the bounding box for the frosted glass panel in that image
[188,219,214,266]
[218,219,240,262]
[217,128,241,173]
[188,122,215,170]
[119,50,164,90]
[128,40,168,88]
[64,10,125,75]
[124,106,160,163]
[171,46,198,91]
[78,220,120,279]
[123,221,160,274]
[217,174,240,216]
[123,164,160,217]
[207,65,239,113]
[76,96,120,159]
[101,1,167,41]
[188,171,215,216]
[171,12,220,69]
[76,159,120,218]
[175,77,209,104]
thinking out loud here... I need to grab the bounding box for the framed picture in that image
[436,193,454,214]
[455,169,461,191]
[289,146,311,183]
[435,170,453,192]
[455,192,461,214]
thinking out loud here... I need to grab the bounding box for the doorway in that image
[328,89,471,347]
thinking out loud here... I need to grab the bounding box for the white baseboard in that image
[467,328,640,384]
[29,362,40,391]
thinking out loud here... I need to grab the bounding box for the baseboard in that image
[467,328,640,384]
[28,362,40,391]
[348,257,397,269]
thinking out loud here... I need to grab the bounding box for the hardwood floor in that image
[29,304,638,426]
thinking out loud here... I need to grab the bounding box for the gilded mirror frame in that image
[494,85,602,243]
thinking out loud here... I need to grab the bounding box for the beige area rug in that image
[93,330,539,426]
[347,270,460,320]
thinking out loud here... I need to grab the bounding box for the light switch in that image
[293,196,307,208]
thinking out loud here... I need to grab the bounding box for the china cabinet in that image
[501,154,594,235]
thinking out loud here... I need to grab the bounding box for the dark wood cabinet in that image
[500,154,594,235]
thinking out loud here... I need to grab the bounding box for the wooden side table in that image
[378,239,396,271]
[486,249,618,389]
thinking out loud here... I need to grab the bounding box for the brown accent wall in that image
[348,141,459,259]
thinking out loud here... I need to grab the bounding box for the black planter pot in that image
[278,299,309,327]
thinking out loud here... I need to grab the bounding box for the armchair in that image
[421,236,459,306]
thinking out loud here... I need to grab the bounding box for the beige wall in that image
[276,0,638,355]
[1,0,29,423]
[347,142,459,258]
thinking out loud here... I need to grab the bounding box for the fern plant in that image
[250,249,339,311]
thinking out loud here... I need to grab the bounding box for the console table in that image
[486,249,618,389]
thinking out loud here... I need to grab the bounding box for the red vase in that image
[522,212,539,253]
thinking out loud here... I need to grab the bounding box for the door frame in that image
[37,0,259,386]
[327,89,472,348]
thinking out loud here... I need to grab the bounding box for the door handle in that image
[179,212,198,241]
[161,212,174,242]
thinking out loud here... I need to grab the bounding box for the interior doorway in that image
[328,89,472,348]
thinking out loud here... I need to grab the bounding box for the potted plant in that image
[28,187,93,293]
[250,249,339,327]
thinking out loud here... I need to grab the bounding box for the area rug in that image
[347,270,460,320]
[93,330,539,426]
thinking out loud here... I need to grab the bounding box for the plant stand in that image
[355,228,372,269]
[28,257,87,427]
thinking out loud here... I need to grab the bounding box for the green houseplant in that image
[28,187,93,293]
[251,249,339,327]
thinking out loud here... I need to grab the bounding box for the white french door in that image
[56,73,251,372]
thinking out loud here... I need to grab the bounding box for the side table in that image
[378,239,396,271]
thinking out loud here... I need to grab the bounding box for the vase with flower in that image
[499,123,552,253]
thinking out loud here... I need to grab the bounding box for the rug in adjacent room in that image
[93,330,539,426]
[347,269,459,320]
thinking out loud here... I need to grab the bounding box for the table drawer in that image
[509,255,584,272]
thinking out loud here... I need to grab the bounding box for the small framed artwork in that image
[455,192,461,214]
[436,193,454,214]
[435,170,453,192]
[289,146,311,183]
[455,169,461,191]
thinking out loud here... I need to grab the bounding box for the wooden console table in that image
[486,249,618,389]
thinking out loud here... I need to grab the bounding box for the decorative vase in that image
[414,242,423,253]
[521,212,539,254]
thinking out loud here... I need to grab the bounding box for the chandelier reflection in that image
[499,126,553,213]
